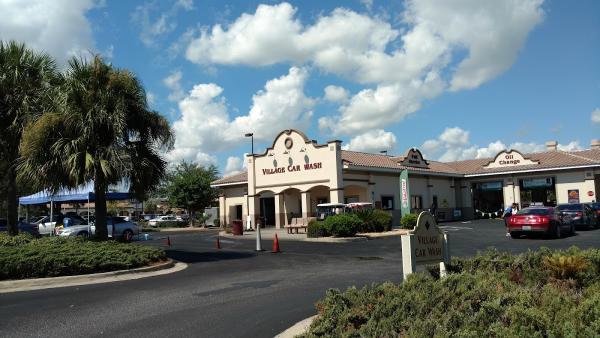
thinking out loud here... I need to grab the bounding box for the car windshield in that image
[557,204,582,211]
[517,208,551,215]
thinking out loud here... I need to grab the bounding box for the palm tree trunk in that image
[94,180,108,240]
[6,166,19,236]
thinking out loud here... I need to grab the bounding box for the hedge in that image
[324,214,362,237]
[355,209,392,233]
[0,233,166,280]
[302,247,600,337]
[307,220,329,238]
[400,213,417,229]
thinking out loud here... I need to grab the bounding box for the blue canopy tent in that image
[18,182,135,229]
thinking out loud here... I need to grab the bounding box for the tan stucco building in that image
[212,130,600,227]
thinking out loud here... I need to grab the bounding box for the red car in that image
[507,207,574,239]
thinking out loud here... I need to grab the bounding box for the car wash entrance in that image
[519,177,556,207]
[472,181,504,215]
[259,197,275,226]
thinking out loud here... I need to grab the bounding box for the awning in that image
[19,182,134,205]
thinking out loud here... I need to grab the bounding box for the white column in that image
[301,191,311,219]
[274,193,284,229]
[218,195,226,227]
[248,195,259,229]
[330,189,344,204]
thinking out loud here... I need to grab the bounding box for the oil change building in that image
[212,130,600,227]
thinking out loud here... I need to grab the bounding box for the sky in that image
[1,0,599,177]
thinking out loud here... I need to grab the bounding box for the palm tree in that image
[0,41,58,235]
[19,56,174,240]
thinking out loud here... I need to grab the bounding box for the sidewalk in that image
[218,227,409,242]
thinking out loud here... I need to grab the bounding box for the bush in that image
[354,209,393,233]
[307,220,329,238]
[213,218,220,227]
[157,220,188,228]
[0,233,166,280]
[301,247,600,337]
[324,214,361,237]
[400,214,417,229]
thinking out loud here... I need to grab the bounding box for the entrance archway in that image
[281,188,302,225]
[257,190,275,227]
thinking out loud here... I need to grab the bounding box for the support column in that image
[275,193,284,229]
[218,195,226,227]
[248,196,259,229]
[330,188,344,205]
[301,191,311,219]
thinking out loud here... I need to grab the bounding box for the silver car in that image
[58,217,139,242]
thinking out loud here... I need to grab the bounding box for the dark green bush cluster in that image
[302,247,600,337]
[0,233,166,280]
[400,213,417,229]
[354,209,392,233]
[324,214,362,237]
[307,220,329,238]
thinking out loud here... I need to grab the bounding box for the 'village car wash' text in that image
[262,162,323,175]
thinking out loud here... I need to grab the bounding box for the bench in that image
[284,217,316,234]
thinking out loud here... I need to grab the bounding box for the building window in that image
[411,195,423,209]
[381,196,394,210]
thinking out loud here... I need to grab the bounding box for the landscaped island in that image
[0,233,166,280]
[302,247,600,337]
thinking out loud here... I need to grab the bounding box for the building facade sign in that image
[400,148,429,169]
[484,150,539,169]
[400,169,410,216]
[568,189,580,204]
[261,162,323,175]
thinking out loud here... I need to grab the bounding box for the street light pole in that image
[245,132,262,251]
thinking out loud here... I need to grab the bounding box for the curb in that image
[275,315,318,338]
[0,259,187,294]
[218,231,369,243]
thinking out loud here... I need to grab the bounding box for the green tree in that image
[0,41,58,235]
[18,56,173,240]
[166,161,219,226]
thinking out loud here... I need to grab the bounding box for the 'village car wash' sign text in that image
[262,162,323,175]
[401,212,449,280]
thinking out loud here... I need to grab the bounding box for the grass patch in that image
[0,233,166,280]
[302,247,600,337]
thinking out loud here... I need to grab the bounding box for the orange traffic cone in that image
[216,236,221,249]
[272,234,281,253]
[166,236,171,247]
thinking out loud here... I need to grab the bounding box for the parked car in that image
[58,216,139,242]
[36,213,87,236]
[507,207,573,238]
[584,202,600,227]
[0,218,40,236]
[556,203,596,229]
[148,215,179,227]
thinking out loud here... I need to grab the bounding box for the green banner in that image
[400,169,410,217]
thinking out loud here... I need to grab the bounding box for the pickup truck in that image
[56,216,139,242]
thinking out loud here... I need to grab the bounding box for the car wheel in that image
[122,229,134,243]
[554,223,561,239]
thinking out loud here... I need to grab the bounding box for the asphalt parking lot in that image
[1,219,599,338]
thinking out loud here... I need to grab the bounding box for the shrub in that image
[157,220,188,228]
[543,254,589,282]
[301,247,600,338]
[307,220,330,238]
[0,234,166,280]
[354,209,393,233]
[213,219,220,227]
[400,214,417,229]
[324,214,361,237]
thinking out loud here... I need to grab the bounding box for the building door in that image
[235,205,243,220]
[519,177,556,207]
[472,182,504,216]
[259,197,275,226]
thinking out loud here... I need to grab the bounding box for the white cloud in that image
[146,92,156,106]
[591,108,600,124]
[184,1,544,136]
[342,129,397,153]
[131,0,194,47]
[0,0,97,64]
[323,85,349,103]
[421,127,581,162]
[163,71,184,102]
[167,67,315,165]
[223,156,244,176]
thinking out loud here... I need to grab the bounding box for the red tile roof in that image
[212,149,600,185]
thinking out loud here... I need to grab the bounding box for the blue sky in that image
[1,0,599,176]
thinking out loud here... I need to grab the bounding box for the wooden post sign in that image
[401,211,450,280]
